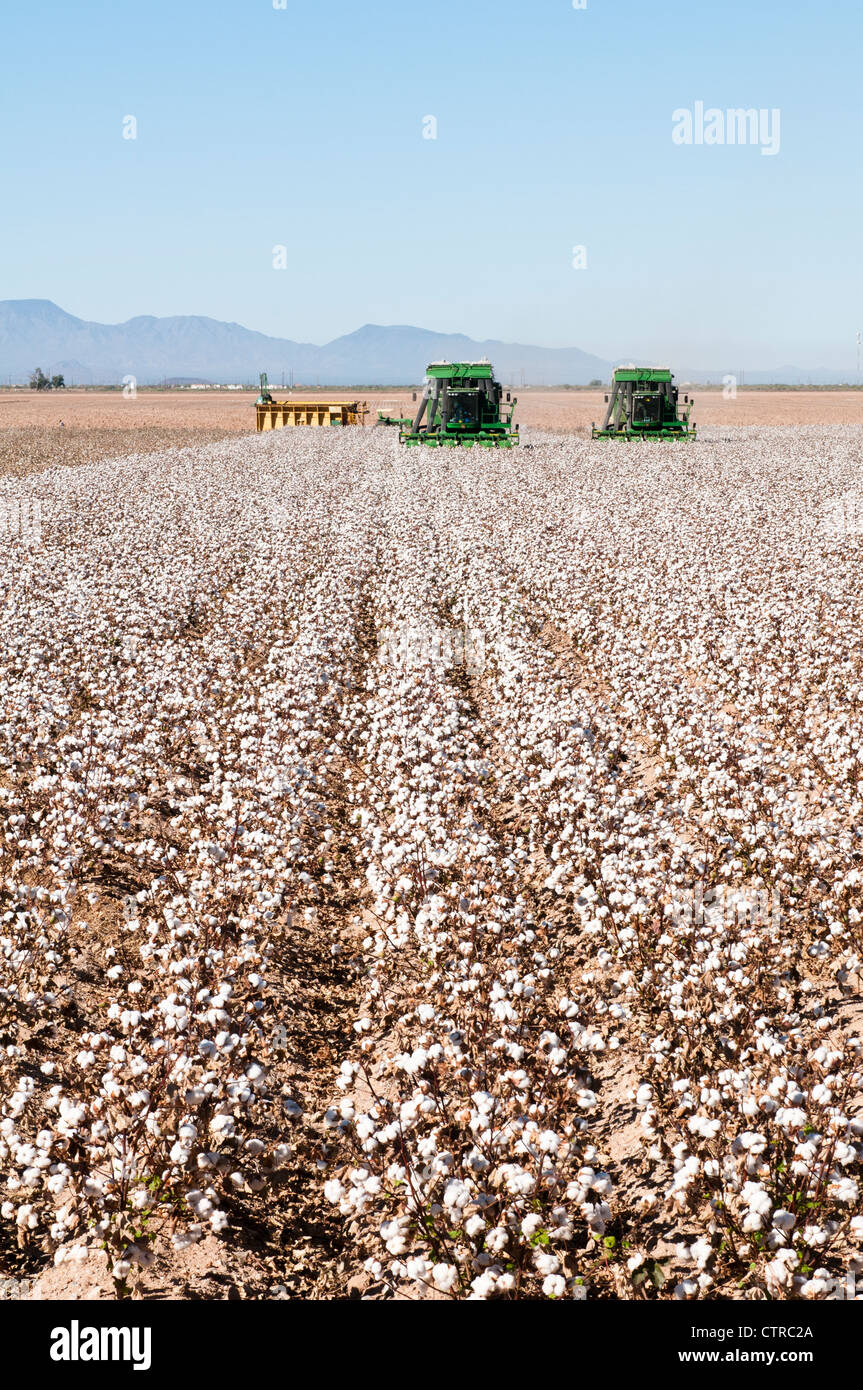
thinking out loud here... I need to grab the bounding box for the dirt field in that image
[520,388,863,430]
[2,387,863,438]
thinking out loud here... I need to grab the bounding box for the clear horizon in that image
[2,0,861,372]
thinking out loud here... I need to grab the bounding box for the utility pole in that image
[857,331,861,384]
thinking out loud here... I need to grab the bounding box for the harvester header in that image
[592,367,696,440]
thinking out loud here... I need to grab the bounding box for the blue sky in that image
[1,0,860,369]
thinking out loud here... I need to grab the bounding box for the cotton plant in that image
[2,424,863,1298]
[0,435,376,1289]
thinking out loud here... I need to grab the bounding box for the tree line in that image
[29,368,65,391]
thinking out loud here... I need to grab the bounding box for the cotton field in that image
[1,426,862,1301]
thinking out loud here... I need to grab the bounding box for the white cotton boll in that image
[830,1177,859,1203]
[542,1274,566,1298]
[635,1084,653,1107]
[442,1178,471,1211]
[690,1239,713,1269]
[800,1274,833,1299]
[774,1107,807,1132]
[673,1279,698,1300]
[583,1202,611,1234]
[688,1116,721,1140]
[733,1132,767,1155]
[485,1227,509,1254]
[764,1249,798,1290]
[802,1224,827,1247]
[172,1229,203,1251]
[470,1271,498,1299]
[772,1210,795,1232]
[432,1263,458,1292]
[741,1182,772,1216]
[209,1114,235,1138]
[324,1180,344,1204]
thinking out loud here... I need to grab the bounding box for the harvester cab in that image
[592,368,695,440]
[398,360,518,448]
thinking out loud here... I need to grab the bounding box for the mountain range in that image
[0,300,851,387]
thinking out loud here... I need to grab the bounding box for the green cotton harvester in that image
[395,360,519,448]
[592,367,696,440]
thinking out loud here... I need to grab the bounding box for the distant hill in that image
[0,300,851,387]
[0,301,612,386]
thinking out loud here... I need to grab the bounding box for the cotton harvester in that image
[591,368,696,440]
[392,361,518,448]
